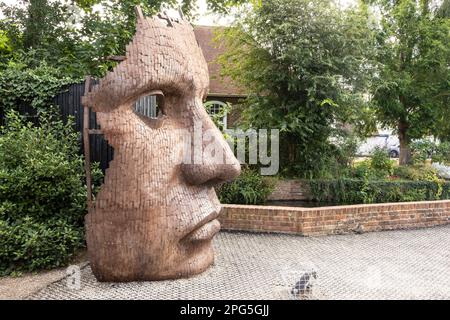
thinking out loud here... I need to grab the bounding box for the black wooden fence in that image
[0,80,115,172]
[53,80,114,172]
[2,80,209,172]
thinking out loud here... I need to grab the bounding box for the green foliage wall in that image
[0,111,87,275]
[0,62,75,115]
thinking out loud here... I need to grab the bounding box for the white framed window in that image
[204,100,228,130]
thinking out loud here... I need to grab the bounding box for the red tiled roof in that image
[194,26,246,97]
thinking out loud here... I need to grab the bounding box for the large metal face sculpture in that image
[82,9,240,281]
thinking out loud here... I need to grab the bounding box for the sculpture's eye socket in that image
[133,91,166,122]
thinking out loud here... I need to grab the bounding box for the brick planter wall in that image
[219,200,450,236]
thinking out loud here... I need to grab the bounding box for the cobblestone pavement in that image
[30,226,450,300]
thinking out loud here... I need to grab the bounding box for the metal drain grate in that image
[30,225,450,300]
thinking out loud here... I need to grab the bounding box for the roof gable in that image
[194,26,246,97]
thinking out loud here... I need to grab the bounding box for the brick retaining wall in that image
[219,200,450,236]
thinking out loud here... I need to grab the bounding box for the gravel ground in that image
[0,252,88,300]
[28,225,450,300]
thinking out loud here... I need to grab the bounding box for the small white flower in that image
[432,163,450,180]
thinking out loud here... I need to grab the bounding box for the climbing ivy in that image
[0,61,76,115]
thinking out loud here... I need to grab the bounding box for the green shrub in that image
[288,130,358,179]
[353,160,374,179]
[216,168,276,205]
[393,165,439,181]
[410,140,450,165]
[307,179,450,205]
[353,149,395,180]
[370,147,395,176]
[442,182,450,199]
[432,142,450,165]
[393,165,418,180]
[411,140,434,164]
[0,217,84,275]
[0,61,75,114]
[91,162,104,198]
[0,110,86,275]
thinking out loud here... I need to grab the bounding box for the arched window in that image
[204,100,228,130]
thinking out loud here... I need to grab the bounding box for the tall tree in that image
[0,0,247,77]
[368,0,450,164]
[219,0,375,177]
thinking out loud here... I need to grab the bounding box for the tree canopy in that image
[218,0,376,177]
[0,0,247,78]
[0,0,250,122]
[1,0,448,176]
[367,0,450,164]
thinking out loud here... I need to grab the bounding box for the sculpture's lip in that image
[184,219,221,242]
[182,211,220,242]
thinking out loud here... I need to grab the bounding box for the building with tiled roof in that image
[194,25,246,128]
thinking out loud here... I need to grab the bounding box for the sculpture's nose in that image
[181,162,241,186]
[180,108,241,186]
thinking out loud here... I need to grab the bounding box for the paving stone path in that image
[30,225,450,300]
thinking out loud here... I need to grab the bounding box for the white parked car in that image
[357,134,400,158]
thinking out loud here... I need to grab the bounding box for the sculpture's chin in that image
[90,240,216,282]
[147,240,216,281]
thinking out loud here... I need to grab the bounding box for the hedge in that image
[307,179,450,205]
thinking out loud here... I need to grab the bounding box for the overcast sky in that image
[1,0,358,25]
[194,0,357,25]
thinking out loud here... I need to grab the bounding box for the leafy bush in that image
[0,218,84,274]
[217,168,276,205]
[0,61,75,115]
[218,0,373,180]
[432,142,450,165]
[353,159,374,179]
[370,147,395,176]
[410,140,450,165]
[393,165,441,181]
[282,129,358,179]
[307,179,450,205]
[411,140,434,164]
[0,110,86,275]
[353,148,395,180]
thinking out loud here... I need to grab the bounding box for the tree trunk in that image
[287,140,296,164]
[398,121,412,165]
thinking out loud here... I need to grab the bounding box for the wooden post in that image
[135,5,144,20]
[83,76,93,210]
